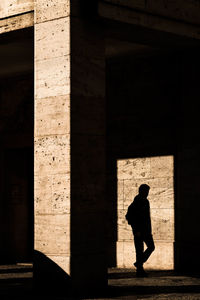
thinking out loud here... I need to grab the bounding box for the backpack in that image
[125,202,134,225]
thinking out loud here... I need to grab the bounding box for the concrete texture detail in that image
[35,56,70,99]
[34,135,70,175]
[0,12,34,34]
[34,0,107,289]
[0,0,33,19]
[117,156,174,269]
[35,214,70,254]
[35,174,70,215]
[35,0,70,24]
[35,17,70,61]
[34,0,71,279]
[35,95,70,136]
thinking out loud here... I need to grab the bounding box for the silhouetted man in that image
[126,184,155,277]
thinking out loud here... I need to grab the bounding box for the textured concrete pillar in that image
[34,0,71,283]
[34,0,106,291]
[70,4,107,290]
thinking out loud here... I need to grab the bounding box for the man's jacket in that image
[126,195,152,235]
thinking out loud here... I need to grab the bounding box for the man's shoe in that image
[134,262,143,269]
[136,269,148,278]
[134,262,142,268]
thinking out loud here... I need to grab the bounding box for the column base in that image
[174,241,200,272]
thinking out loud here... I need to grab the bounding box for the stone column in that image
[34,0,71,280]
[176,50,200,271]
[34,0,107,291]
[70,6,107,290]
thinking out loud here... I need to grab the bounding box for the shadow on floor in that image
[0,265,200,299]
[34,250,72,297]
[108,269,176,279]
[103,269,200,299]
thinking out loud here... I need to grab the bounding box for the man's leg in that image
[143,234,155,264]
[133,234,144,268]
[133,234,149,277]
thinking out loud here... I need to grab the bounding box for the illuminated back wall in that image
[117,156,174,269]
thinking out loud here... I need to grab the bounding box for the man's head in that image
[138,184,150,198]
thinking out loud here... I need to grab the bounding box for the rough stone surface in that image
[34,135,70,175]
[0,0,33,19]
[35,174,70,215]
[35,214,70,253]
[35,0,70,24]
[35,95,70,136]
[34,0,107,289]
[34,0,71,277]
[0,12,34,34]
[35,56,70,99]
[35,18,70,61]
[117,156,174,269]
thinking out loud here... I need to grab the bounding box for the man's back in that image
[129,194,152,234]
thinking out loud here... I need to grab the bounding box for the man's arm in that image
[129,201,142,234]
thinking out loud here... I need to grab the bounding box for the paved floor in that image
[105,268,200,300]
[0,265,200,299]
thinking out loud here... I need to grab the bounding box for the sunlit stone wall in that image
[34,0,71,274]
[0,0,33,18]
[117,156,174,269]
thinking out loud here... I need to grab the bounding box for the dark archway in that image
[0,28,34,263]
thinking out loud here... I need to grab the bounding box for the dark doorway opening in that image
[0,28,34,263]
[106,44,180,268]
[106,32,200,272]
